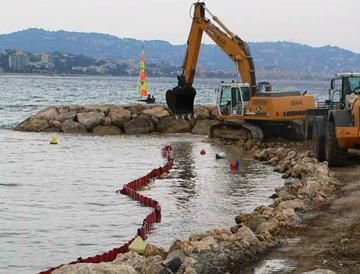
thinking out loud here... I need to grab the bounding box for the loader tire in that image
[312,116,325,162]
[325,121,347,166]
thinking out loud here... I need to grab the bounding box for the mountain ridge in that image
[0,28,359,77]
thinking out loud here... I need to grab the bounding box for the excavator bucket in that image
[166,86,196,116]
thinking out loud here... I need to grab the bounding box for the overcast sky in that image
[1,0,359,53]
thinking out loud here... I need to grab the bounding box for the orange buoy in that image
[200,149,206,155]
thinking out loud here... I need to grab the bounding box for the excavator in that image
[166,2,316,141]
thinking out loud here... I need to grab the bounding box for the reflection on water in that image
[172,142,196,204]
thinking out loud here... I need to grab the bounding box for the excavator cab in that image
[216,82,250,116]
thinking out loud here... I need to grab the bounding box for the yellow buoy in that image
[50,136,58,145]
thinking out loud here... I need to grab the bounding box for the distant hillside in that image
[0,28,360,78]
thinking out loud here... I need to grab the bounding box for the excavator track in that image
[209,121,264,142]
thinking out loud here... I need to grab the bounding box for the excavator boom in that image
[166,2,257,116]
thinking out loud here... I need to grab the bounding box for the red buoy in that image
[200,149,206,155]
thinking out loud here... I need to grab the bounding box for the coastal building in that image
[41,53,53,64]
[8,50,29,70]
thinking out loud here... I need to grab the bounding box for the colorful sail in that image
[137,48,148,98]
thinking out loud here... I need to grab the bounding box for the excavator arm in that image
[166,2,257,116]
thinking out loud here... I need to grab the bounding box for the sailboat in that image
[136,48,155,103]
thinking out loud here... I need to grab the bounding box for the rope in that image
[39,145,174,274]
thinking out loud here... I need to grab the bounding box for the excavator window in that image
[349,76,360,93]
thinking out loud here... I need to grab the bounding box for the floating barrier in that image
[39,145,174,274]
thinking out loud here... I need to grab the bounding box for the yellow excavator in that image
[166,2,316,141]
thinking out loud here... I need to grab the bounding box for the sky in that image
[0,0,359,53]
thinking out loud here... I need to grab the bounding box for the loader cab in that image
[330,73,360,109]
[216,82,251,116]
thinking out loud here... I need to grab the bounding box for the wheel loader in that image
[307,72,360,166]
[166,2,316,141]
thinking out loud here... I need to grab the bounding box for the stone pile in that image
[15,104,220,136]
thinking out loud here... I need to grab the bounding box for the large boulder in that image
[192,119,219,135]
[61,119,87,133]
[113,251,145,272]
[142,106,170,119]
[36,107,59,121]
[123,115,155,134]
[109,106,131,127]
[194,106,210,120]
[15,117,50,132]
[156,117,193,133]
[77,111,105,130]
[92,126,122,135]
[83,104,111,114]
[56,111,77,122]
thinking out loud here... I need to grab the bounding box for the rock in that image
[276,189,296,202]
[234,226,260,246]
[103,116,112,126]
[142,106,170,119]
[123,115,155,134]
[92,126,122,135]
[301,270,336,274]
[112,251,146,272]
[141,255,163,274]
[58,106,70,114]
[156,117,192,133]
[61,119,87,133]
[84,104,111,114]
[194,106,210,119]
[15,117,50,132]
[166,249,187,263]
[77,111,105,130]
[256,219,280,234]
[113,251,145,272]
[109,106,131,127]
[208,105,220,118]
[144,244,167,258]
[36,107,59,121]
[244,140,257,151]
[69,105,84,112]
[286,150,297,160]
[51,120,62,129]
[125,104,147,115]
[169,239,194,253]
[266,157,279,166]
[278,199,306,211]
[53,262,137,274]
[192,236,218,252]
[56,111,77,122]
[192,119,219,135]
